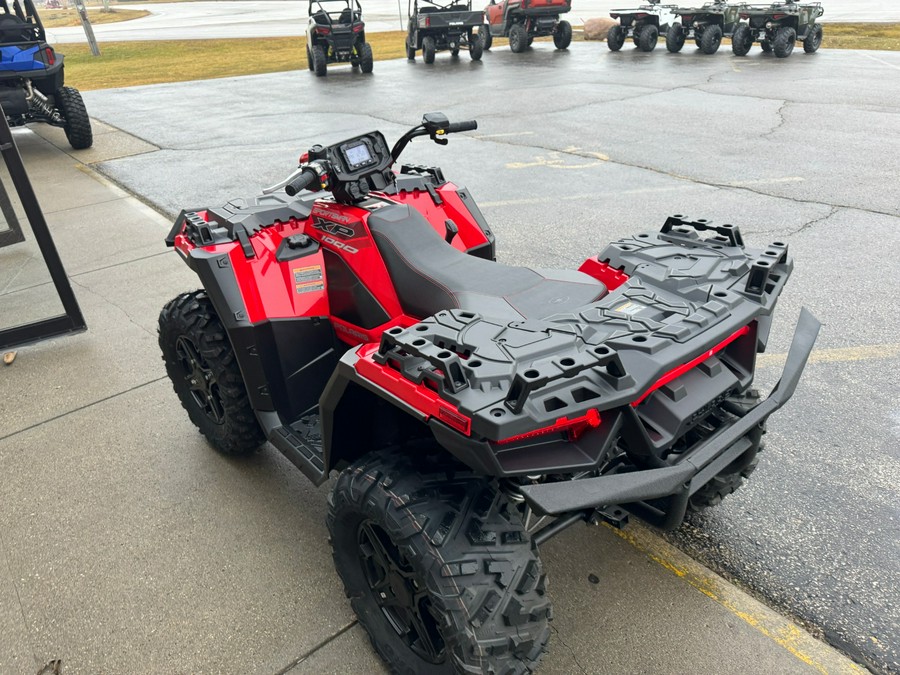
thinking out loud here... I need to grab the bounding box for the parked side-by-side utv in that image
[306,0,373,76]
[406,0,484,63]
[482,0,573,53]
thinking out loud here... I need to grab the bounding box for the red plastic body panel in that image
[632,325,751,407]
[355,343,473,435]
[173,180,492,348]
[578,257,630,291]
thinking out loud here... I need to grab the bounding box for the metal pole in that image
[72,0,101,56]
[398,0,404,30]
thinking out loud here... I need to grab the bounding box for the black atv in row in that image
[306,0,373,76]
[0,0,91,149]
[407,0,484,63]
[737,0,824,57]
[666,0,743,55]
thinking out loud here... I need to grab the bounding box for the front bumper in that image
[519,307,821,529]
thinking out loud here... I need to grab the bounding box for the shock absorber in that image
[25,81,63,123]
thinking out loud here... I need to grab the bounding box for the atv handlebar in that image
[446,120,478,133]
[285,167,320,197]
[390,114,478,162]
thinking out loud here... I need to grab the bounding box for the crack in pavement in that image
[550,624,589,675]
[273,620,358,674]
[761,100,789,140]
[70,278,156,338]
[0,528,37,672]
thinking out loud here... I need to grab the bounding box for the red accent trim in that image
[355,344,472,435]
[631,325,751,407]
[577,257,629,291]
[497,408,601,445]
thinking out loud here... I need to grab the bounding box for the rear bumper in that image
[519,307,821,528]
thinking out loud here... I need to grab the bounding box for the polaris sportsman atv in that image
[0,0,92,148]
[666,0,743,54]
[482,0,572,53]
[607,0,678,52]
[737,0,823,57]
[306,0,373,76]
[406,0,484,63]
[159,113,820,674]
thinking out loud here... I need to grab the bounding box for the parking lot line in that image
[757,343,900,369]
[613,524,868,675]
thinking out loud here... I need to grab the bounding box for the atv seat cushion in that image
[369,204,607,322]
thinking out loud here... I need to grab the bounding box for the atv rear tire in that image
[159,291,264,456]
[469,32,483,60]
[688,390,766,512]
[607,24,625,51]
[482,24,492,50]
[666,21,685,52]
[328,450,552,675]
[55,86,92,150]
[803,24,822,53]
[306,46,314,70]
[509,23,528,53]
[760,38,773,53]
[731,23,753,56]
[451,46,460,57]
[359,41,374,73]
[773,26,795,58]
[312,45,327,76]
[554,20,572,49]
[699,23,722,54]
[422,36,436,63]
[638,24,658,52]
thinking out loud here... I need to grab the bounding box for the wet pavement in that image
[77,42,900,673]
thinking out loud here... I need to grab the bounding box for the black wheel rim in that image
[175,336,225,424]
[357,520,446,664]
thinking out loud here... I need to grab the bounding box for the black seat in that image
[368,204,607,321]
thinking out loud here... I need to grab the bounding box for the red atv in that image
[481,0,572,52]
[159,113,819,674]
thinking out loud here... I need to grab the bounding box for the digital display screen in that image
[345,142,372,167]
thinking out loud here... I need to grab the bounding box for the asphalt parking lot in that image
[72,42,900,673]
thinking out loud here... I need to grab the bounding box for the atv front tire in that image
[159,291,264,455]
[306,46,314,70]
[312,45,328,76]
[607,24,626,51]
[638,24,659,52]
[469,32,483,60]
[699,24,722,54]
[666,21,685,52]
[422,36,436,63]
[55,86,92,150]
[359,41,374,73]
[773,26,796,58]
[731,23,753,56]
[328,450,552,674]
[554,20,572,49]
[803,24,822,53]
[509,23,528,53]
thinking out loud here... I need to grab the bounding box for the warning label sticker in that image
[296,280,325,294]
[614,301,645,316]
[293,265,323,284]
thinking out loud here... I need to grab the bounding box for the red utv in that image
[481,0,572,53]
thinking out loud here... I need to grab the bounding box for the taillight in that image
[497,409,601,445]
[352,23,363,32]
[425,16,431,27]
[315,26,331,35]
[45,47,55,65]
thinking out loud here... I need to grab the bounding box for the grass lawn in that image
[59,23,899,92]
[41,7,149,28]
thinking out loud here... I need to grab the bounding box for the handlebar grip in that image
[285,169,318,197]
[446,120,478,133]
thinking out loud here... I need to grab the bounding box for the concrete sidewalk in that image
[0,126,864,674]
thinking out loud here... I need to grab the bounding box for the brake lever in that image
[262,167,305,195]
